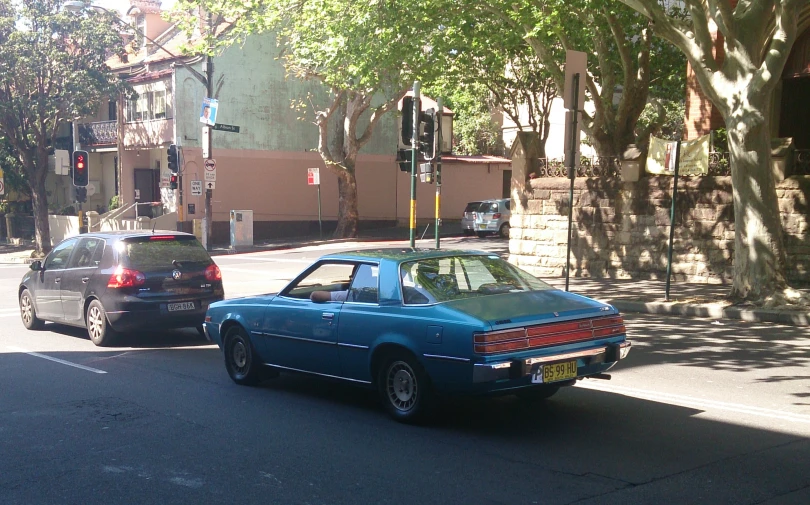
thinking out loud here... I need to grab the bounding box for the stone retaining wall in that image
[510,175,810,285]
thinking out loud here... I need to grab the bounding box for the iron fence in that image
[534,156,621,178]
[78,120,117,146]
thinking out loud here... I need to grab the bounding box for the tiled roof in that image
[441,155,511,165]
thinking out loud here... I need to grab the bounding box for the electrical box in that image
[230,210,253,249]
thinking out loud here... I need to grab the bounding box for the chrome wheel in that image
[87,305,103,341]
[230,339,249,375]
[386,361,418,413]
[20,295,33,325]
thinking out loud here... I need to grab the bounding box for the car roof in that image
[321,248,496,263]
[64,230,195,241]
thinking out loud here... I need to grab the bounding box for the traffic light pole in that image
[203,14,214,251]
[435,97,443,250]
[409,81,420,248]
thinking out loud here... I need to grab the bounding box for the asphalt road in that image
[1,236,808,504]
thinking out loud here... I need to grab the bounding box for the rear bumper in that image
[106,296,223,332]
[472,341,631,384]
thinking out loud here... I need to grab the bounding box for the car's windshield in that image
[399,255,552,304]
[478,202,499,214]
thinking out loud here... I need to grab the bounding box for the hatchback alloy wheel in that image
[86,300,118,346]
[19,289,44,330]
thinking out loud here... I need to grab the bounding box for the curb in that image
[611,300,810,326]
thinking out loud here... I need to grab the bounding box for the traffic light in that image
[170,174,178,190]
[167,144,179,173]
[396,149,412,172]
[72,150,89,187]
[419,109,436,161]
[401,96,415,146]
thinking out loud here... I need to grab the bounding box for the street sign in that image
[564,50,587,110]
[191,180,203,196]
[213,123,240,133]
[0,168,4,195]
[206,181,216,190]
[204,159,217,182]
[307,167,320,185]
[200,97,218,126]
[202,126,210,158]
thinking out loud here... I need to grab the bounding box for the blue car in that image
[204,249,631,422]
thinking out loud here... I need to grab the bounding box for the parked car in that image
[460,201,482,235]
[474,198,511,238]
[19,231,224,346]
[204,249,631,423]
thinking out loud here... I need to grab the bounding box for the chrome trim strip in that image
[524,347,606,365]
[262,363,372,384]
[423,354,470,363]
[258,332,337,346]
[337,342,369,350]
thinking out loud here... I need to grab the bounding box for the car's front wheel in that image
[377,353,435,423]
[19,289,44,330]
[223,326,263,386]
[86,300,119,347]
[515,384,560,401]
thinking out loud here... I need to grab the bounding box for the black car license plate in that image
[167,302,195,312]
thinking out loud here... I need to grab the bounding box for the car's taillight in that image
[474,328,527,354]
[107,266,146,288]
[473,316,626,354]
[492,213,501,219]
[205,264,222,281]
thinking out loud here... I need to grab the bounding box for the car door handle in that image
[82,277,90,283]
[54,278,60,283]
[322,313,334,320]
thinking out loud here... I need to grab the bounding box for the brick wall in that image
[509,176,810,285]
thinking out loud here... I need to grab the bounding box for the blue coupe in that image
[203,249,631,422]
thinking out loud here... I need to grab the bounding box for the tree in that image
[618,0,804,303]
[171,0,443,238]
[450,0,684,160]
[0,0,124,254]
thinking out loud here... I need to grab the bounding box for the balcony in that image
[78,121,117,146]
[123,118,174,148]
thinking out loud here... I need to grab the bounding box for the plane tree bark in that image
[619,0,805,303]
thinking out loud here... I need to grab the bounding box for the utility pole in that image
[203,12,214,251]
[435,97,443,250]
[409,81,420,248]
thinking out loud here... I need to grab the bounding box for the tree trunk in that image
[724,100,787,300]
[30,148,52,255]
[333,160,358,238]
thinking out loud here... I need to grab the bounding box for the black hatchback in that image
[18,231,225,346]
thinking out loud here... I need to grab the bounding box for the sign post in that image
[409,81,420,248]
[435,97,443,250]
[307,167,322,238]
[563,50,587,292]
[665,140,682,302]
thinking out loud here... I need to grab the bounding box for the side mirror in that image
[30,260,42,271]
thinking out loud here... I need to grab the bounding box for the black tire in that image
[377,352,435,423]
[223,326,262,386]
[19,289,45,330]
[515,384,561,401]
[475,231,487,238]
[196,324,206,338]
[499,223,511,239]
[86,299,119,347]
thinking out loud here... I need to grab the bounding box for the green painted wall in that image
[174,32,397,155]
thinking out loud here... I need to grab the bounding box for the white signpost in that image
[204,158,217,182]
[191,180,203,196]
[308,168,322,237]
[205,181,216,190]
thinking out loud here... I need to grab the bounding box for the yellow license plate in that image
[531,360,578,383]
[479,223,487,229]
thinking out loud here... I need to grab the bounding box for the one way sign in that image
[206,181,216,190]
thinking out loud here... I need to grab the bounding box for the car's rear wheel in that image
[86,300,118,347]
[377,353,434,423]
[224,326,262,386]
[499,223,511,239]
[19,289,44,330]
[515,384,561,401]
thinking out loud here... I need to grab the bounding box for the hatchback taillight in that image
[492,213,501,219]
[205,264,222,281]
[108,266,146,288]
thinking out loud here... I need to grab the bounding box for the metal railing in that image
[78,120,117,146]
[534,156,621,178]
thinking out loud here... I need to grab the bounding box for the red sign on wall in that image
[307,167,320,185]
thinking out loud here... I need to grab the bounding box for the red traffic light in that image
[72,150,89,187]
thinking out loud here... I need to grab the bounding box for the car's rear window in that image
[479,202,499,213]
[464,202,482,213]
[119,236,212,270]
[400,255,552,304]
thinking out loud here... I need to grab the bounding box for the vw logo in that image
[172,270,182,280]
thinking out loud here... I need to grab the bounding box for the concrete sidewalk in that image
[2,232,808,326]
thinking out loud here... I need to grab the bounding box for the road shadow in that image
[40,323,212,349]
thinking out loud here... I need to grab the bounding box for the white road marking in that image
[216,256,310,263]
[7,346,107,374]
[576,381,810,424]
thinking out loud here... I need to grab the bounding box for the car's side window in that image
[285,262,356,300]
[347,264,379,303]
[44,239,78,270]
[67,238,104,269]
[505,200,511,211]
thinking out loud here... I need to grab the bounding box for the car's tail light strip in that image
[474,316,626,354]
[205,264,222,281]
[108,265,146,288]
